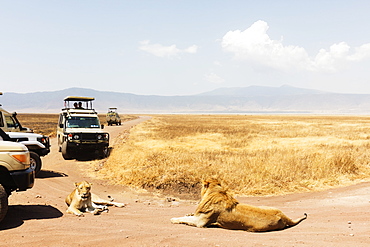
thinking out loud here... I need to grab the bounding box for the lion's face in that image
[75,181,92,201]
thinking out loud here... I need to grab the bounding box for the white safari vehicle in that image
[106,107,121,126]
[0,92,50,175]
[0,141,34,222]
[57,96,109,160]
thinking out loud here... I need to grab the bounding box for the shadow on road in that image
[36,170,68,179]
[74,147,112,161]
[0,205,63,230]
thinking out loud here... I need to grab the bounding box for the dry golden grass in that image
[98,115,370,197]
[16,114,59,137]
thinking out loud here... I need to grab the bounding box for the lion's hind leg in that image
[86,206,101,215]
[171,214,212,228]
[92,202,109,212]
[84,201,103,215]
[91,193,126,208]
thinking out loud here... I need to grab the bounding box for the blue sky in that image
[2,1,370,95]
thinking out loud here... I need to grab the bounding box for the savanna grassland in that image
[16,114,59,137]
[17,113,370,198]
[97,115,370,198]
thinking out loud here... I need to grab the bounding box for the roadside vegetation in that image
[97,115,370,197]
[17,114,59,137]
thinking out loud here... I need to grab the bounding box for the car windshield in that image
[66,116,100,128]
[107,112,118,116]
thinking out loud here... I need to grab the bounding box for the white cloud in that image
[313,42,350,72]
[139,40,198,58]
[204,72,224,84]
[184,45,198,54]
[348,43,370,61]
[221,20,370,72]
[213,60,222,66]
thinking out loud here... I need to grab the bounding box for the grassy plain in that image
[98,115,370,197]
[17,113,370,197]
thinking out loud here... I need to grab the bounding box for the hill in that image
[198,85,326,96]
[1,86,370,114]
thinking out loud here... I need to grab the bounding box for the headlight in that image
[67,134,79,140]
[37,136,49,145]
[97,134,108,140]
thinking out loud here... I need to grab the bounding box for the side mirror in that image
[59,124,64,128]
[101,125,104,129]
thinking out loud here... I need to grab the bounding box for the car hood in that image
[6,132,44,138]
[64,128,106,133]
[0,141,28,151]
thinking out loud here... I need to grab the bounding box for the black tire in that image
[29,151,42,176]
[0,184,9,223]
[61,142,73,160]
[98,146,109,159]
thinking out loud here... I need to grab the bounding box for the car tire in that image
[98,146,109,159]
[29,151,42,176]
[0,184,8,223]
[61,142,73,160]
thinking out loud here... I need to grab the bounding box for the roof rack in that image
[64,96,95,102]
[63,96,95,111]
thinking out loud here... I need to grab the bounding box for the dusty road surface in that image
[1,116,370,247]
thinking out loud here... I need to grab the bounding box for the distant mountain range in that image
[1,85,370,114]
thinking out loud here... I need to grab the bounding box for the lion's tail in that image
[285,213,307,227]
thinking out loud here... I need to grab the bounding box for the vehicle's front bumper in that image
[10,167,35,191]
[67,141,109,151]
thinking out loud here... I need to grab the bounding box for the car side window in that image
[5,115,16,128]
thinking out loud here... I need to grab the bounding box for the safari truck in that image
[0,107,32,133]
[0,128,49,176]
[0,92,50,175]
[106,107,121,126]
[57,96,109,160]
[0,140,34,223]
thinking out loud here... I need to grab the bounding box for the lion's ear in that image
[74,182,79,187]
[202,180,210,188]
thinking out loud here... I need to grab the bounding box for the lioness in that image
[171,178,307,232]
[65,181,126,216]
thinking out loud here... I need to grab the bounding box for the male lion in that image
[65,181,126,216]
[171,178,307,232]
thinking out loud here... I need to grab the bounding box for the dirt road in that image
[1,116,369,246]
